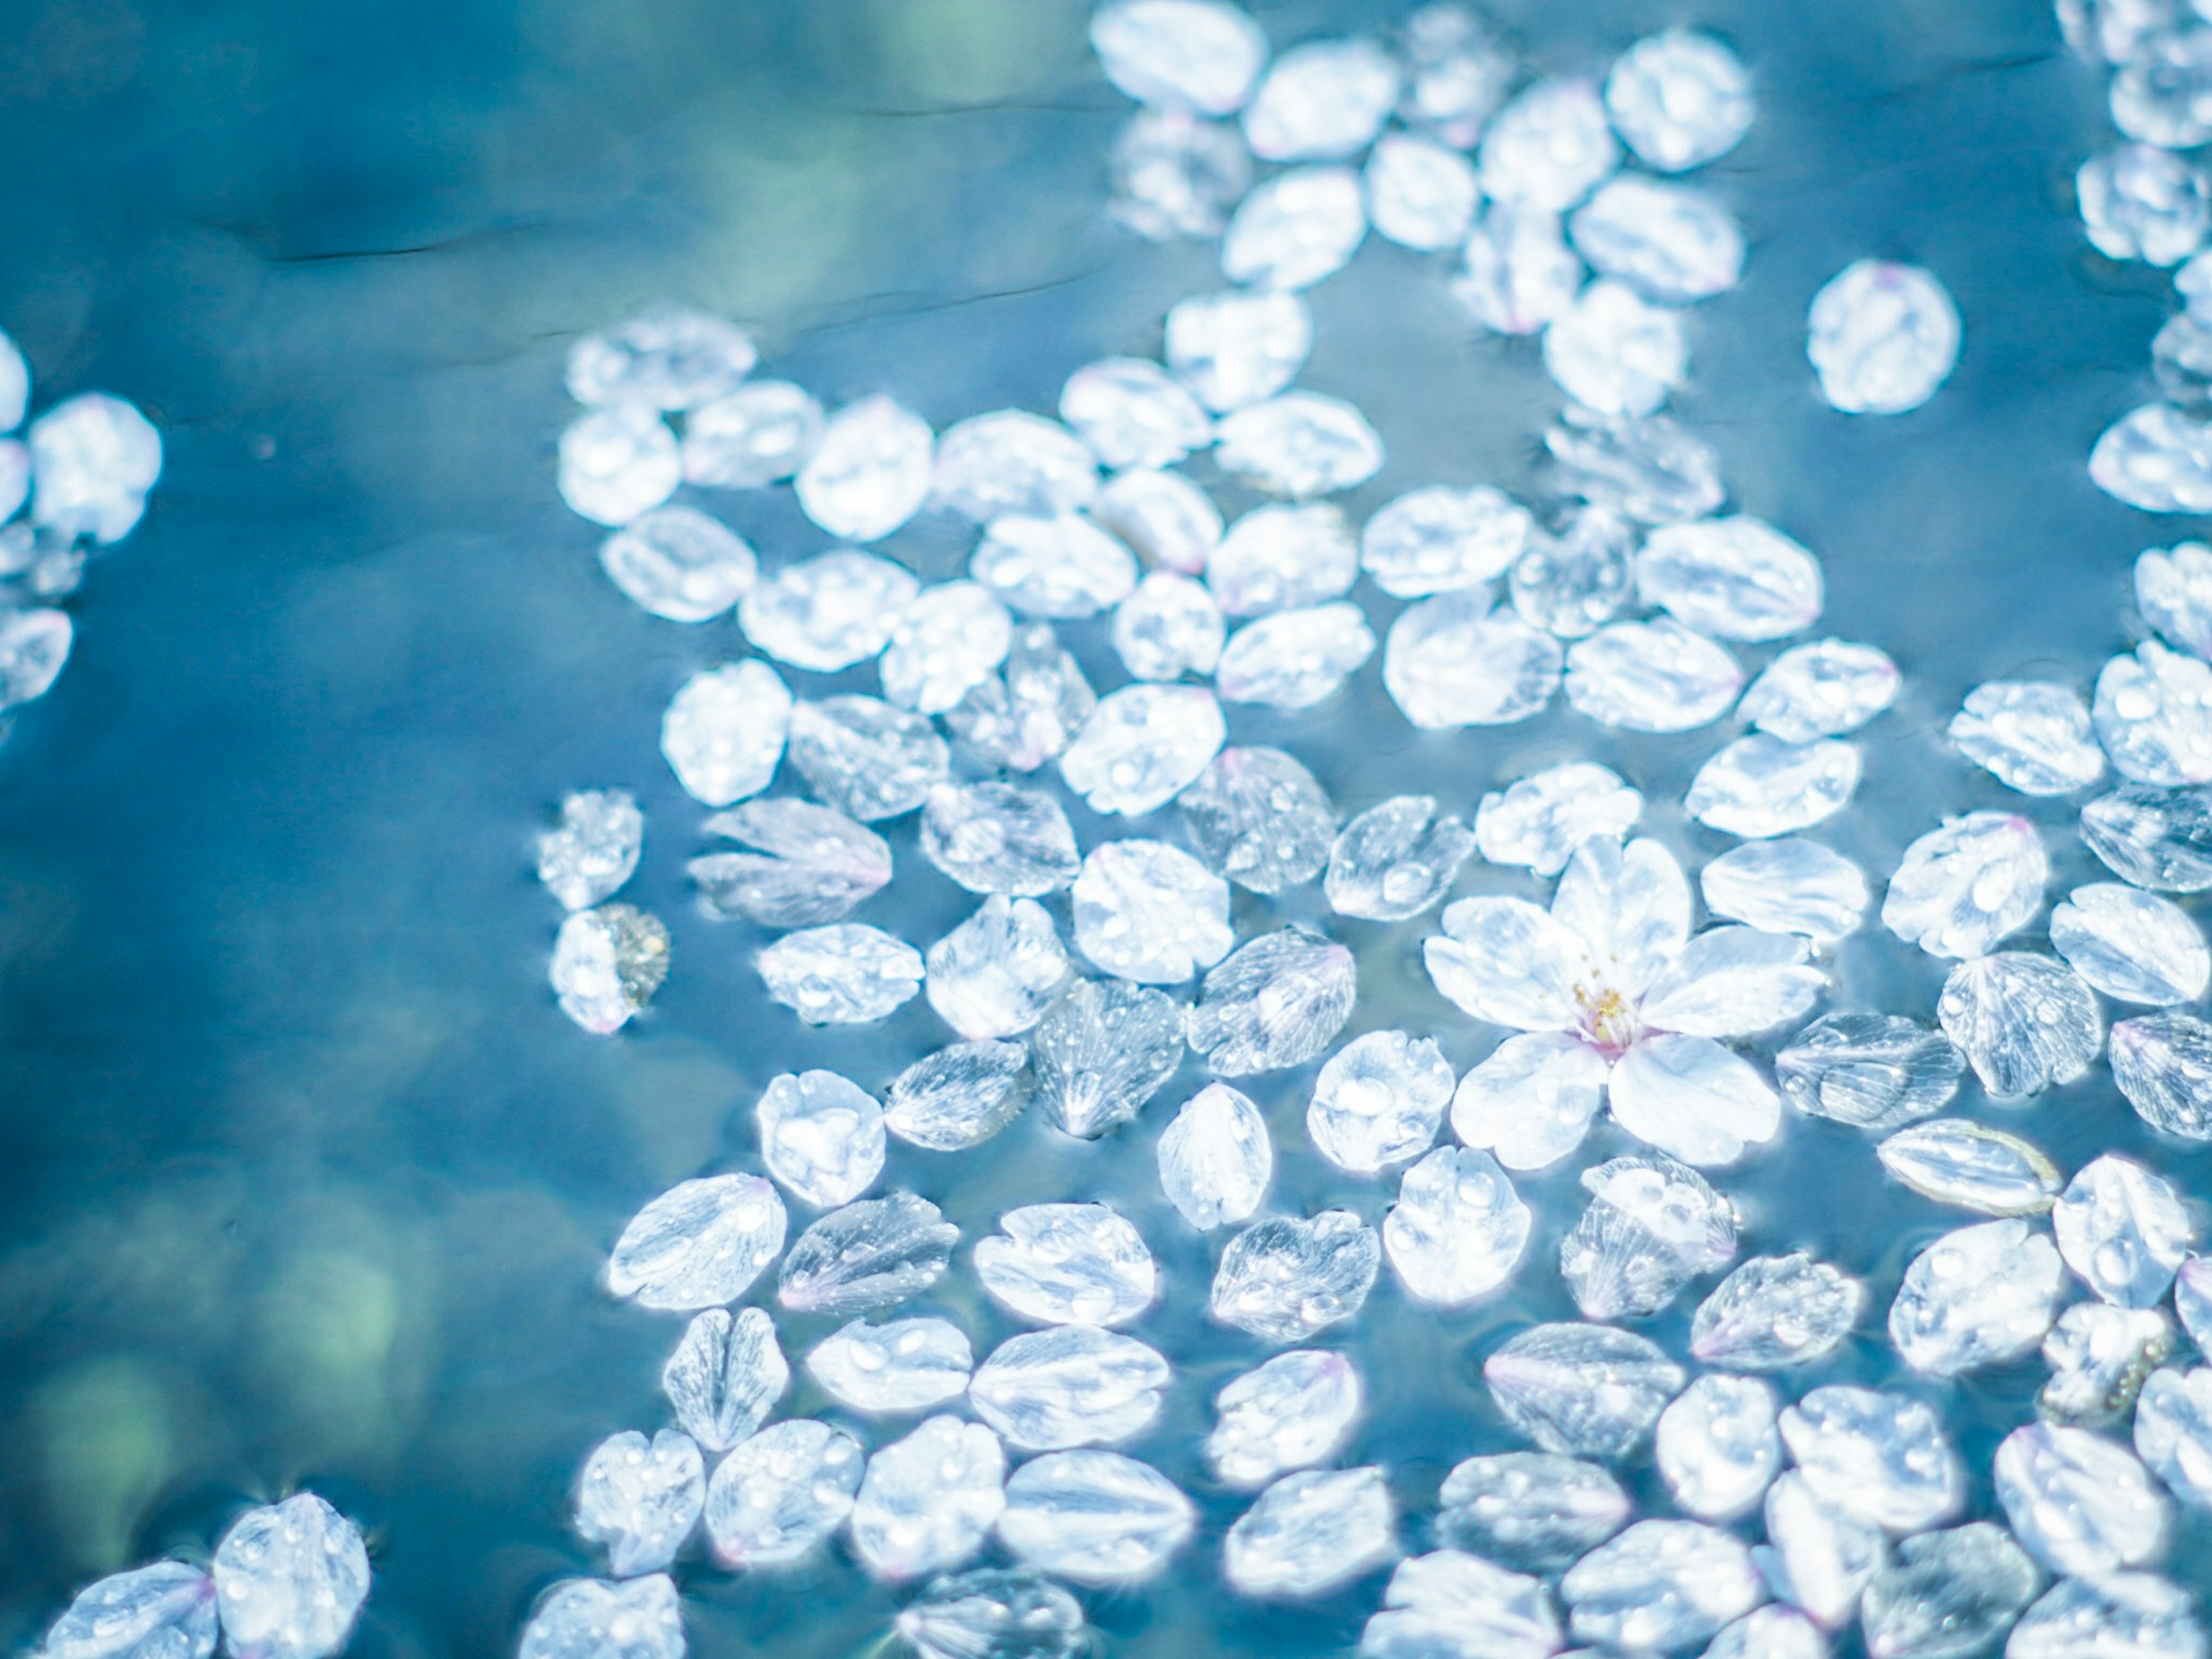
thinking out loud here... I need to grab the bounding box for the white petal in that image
[1639,927,1825,1038]
[1426,898,1590,1030]
[1451,1032,1611,1169]
[1552,836,1691,999]
[1608,1032,1780,1166]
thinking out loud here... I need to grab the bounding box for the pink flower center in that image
[1574,978,1641,1058]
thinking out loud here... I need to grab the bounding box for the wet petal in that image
[1552,836,1692,1000]
[1450,1033,1610,1170]
[1426,898,1589,1030]
[1608,1032,1780,1166]
[1639,927,1825,1039]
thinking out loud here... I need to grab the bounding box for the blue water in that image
[0,0,2203,1653]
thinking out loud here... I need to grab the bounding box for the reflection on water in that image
[0,0,2206,1653]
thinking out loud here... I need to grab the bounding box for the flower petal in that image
[1607,1031,1779,1166]
[1426,897,1590,1030]
[1552,836,1691,999]
[1450,1032,1609,1169]
[1638,926,1825,1037]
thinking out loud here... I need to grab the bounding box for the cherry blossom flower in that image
[1428,836,1824,1166]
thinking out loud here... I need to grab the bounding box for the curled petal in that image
[1552,836,1691,999]
[1450,1032,1610,1169]
[1608,1032,1779,1166]
[1639,927,1825,1038]
[1427,897,1590,1031]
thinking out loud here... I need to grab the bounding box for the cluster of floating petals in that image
[446,9,2212,1659]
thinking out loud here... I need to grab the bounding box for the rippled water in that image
[0,0,2205,1653]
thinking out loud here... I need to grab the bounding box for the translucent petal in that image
[740,549,917,671]
[1474,762,1642,875]
[2050,881,2210,1003]
[702,1422,861,1567]
[1806,260,1963,415]
[1309,1030,1455,1173]
[919,782,1079,897]
[794,396,933,543]
[1217,604,1376,709]
[1324,795,1476,921]
[1700,839,1869,943]
[608,1173,787,1312]
[1383,590,1563,728]
[1450,1031,1609,1169]
[884,1041,1031,1151]
[1877,1119,2062,1215]
[2052,1153,2192,1308]
[1224,1468,1395,1597]
[2096,642,2212,783]
[1207,502,1358,616]
[1638,926,1825,1039]
[997,1451,1194,1584]
[1058,684,1225,816]
[1564,618,1743,731]
[1363,132,1480,251]
[1480,77,1619,210]
[1777,1013,1964,1130]
[1221,165,1367,290]
[1542,280,1686,418]
[1434,1452,1630,1572]
[1030,979,1187,1137]
[1604,30,1752,172]
[975,1203,1157,1326]
[968,1325,1170,1450]
[1207,1350,1362,1487]
[1241,39,1400,162]
[1738,638,1901,741]
[599,505,756,622]
[660,660,791,808]
[1777,1385,1962,1532]
[691,798,891,927]
[1383,1146,1532,1305]
[1424,896,1589,1031]
[1950,680,2106,794]
[1685,736,1860,837]
[1995,1423,2171,1578]
[1214,392,1385,497]
[849,1417,1006,1582]
[1607,1032,1781,1167]
[2112,1010,2212,1138]
[1090,0,1270,115]
[1937,952,2103,1099]
[757,923,924,1025]
[1569,176,1745,303]
[1881,812,2048,960]
[1888,1218,2065,1376]
[1551,835,1693,1001]
[757,1070,885,1209]
[1483,1323,1682,1458]
[777,1195,958,1315]
[1157,1081,1271,1229]
[1691,1254,1863,1370]
[1186,927,1357,1075]
[931,411,1097,522]
[1071,839,1234,983]
[1210,1210,1380,1342]
[1635,517,1825,642]
[1359,484,1529,598]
